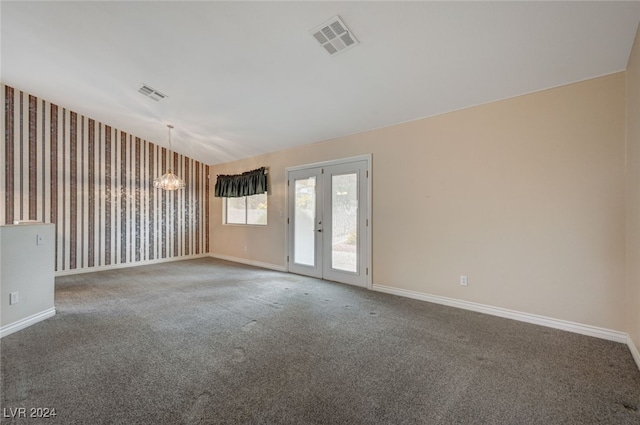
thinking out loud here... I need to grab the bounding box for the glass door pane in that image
[294,176,316,266]
[288,158,368,287]
[331,173,358,272]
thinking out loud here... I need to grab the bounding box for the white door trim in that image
[287,154,371,172]
[285,154,372,289]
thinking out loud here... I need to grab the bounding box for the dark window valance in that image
[214,167,267,198]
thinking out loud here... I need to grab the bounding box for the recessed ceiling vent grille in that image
[310,16,359,56]
[138,84,168,101]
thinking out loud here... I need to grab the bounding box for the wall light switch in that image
[36,234,43,245]
[10,292,19,305]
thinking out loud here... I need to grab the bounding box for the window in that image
[224,193,267,225]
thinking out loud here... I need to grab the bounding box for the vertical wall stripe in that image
[15,90,22,221]
[0,86,6,225]
[135,137,141,262]
[13,90,20,222]
[206,165,210,252]
[95,122,101,266]
[79,116,85,268]
[104,126,112,266]
[88,119,95,267]
[62,109,68,270]
[185,157,190,256]
[173,153,178,257]
[69,112,78,269]
[161,148,166,259]
[112,127,118,264]
[128,135,133,262]
[148,142,155,260]
[120,132,126,263]
[142,138,148,261]
[82,116,89,268]
[139,138,145,262]
[155,144,160,260]
[98,123,104,266]
[49,105,56,264]
[39,99,47,222]
[5,86,14,224]
[1,84,209,272]
[28,95,37,219]
[195,162,200,254]
[51,106,59,269]
[51,107,57,269]
[113,126,118,265]
[19,91,25,219]
[153,143,157,260]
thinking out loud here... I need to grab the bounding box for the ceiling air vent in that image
[310,16,359,56]
[138,84,168,102]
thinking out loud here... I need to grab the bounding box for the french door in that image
[287,157,370,287]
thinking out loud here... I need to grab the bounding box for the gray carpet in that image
[1,258,639,425]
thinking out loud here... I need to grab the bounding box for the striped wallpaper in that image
[1,84,209,273]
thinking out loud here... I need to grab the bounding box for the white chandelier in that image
[153,124,186,191]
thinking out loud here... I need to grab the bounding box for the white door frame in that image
[285,154,372,289]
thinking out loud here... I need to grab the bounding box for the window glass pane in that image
[247,193,267,225]
[331,173,357,272]
[226,197,246,224]
[294,177,316,266]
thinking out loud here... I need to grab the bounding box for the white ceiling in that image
[3,1,640,165]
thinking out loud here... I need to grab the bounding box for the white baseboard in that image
[628,336,640,371]
[209,253,286,272]
[55,254,211,277]
[0,307,56,338]
[372,284,627,344]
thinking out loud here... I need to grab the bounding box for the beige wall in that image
[626,26,640,351]
[210,73,626,331]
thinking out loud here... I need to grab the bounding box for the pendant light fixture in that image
[153,124,186,190]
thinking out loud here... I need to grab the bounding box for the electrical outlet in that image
[10,292,19,305]
[460,276,468,286]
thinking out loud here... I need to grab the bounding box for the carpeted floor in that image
[1,257,639,424]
